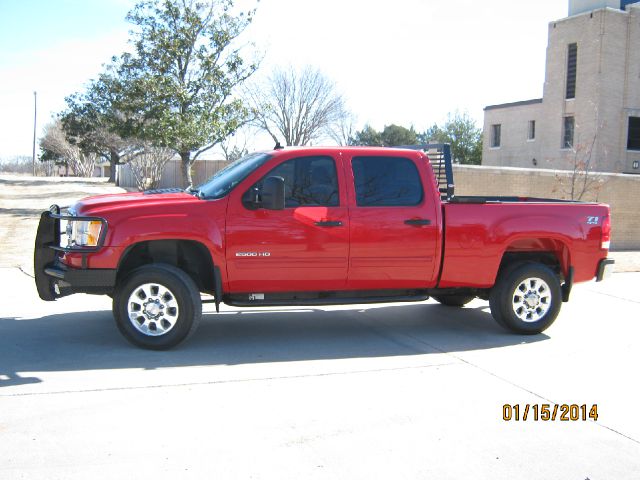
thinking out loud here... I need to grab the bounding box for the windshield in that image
[196,152,272,199]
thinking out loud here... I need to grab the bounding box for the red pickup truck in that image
[34,144,614,349]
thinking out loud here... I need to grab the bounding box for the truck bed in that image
[438,201,610,288]
[448,196,582,204]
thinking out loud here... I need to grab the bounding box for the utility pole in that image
[32,91,37,176]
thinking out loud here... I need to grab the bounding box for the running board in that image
[223,291,429,308]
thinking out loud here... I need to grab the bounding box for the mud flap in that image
[214,266,223,313]
[561,266,574,302]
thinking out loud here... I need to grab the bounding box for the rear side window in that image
[352,156,423,206]
[261,155,339,208]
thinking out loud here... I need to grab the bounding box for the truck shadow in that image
[0,302,548,387]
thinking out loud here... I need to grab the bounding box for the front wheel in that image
[489,263,562,334]
[113,263,202,350]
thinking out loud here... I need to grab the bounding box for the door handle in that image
[315,221,343,227]
[404,219,431,226]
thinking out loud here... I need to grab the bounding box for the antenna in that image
[274,141,284,150]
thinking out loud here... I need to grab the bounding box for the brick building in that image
[482,0,640,174]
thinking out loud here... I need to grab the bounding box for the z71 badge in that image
[586,216,600,225]
[235,252,271,257]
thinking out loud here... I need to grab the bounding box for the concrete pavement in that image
[1,266,639,479]
[1,174,638,478]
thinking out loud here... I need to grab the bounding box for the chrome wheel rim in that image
[127,283,179,336]
[511,277,552,323]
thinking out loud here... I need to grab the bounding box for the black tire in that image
[432,294,475,307]
[113,263,202,350]
[489,263,561,334]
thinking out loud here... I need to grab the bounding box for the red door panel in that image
[344,152,439,289]
[225,153,348,293]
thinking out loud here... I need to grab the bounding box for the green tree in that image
[350,124,382,146]
[62,73,142,183]
[417,123,443,144]
[114,0,259,187]
[422,112,482,165]
[380,124,417,147]
[351,124,417,147]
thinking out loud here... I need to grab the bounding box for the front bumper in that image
[34,206,116,301]
[596,258,615,282]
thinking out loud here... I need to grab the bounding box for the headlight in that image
[67,220,103,247]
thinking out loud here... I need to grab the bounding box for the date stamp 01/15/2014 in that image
[503,404,599,422]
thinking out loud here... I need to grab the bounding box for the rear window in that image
[352,156,423,207]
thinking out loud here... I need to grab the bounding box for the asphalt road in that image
[1,266,639,480]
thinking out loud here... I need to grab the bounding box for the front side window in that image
[250,156,339,208]
[352,156,423,207]
[563,116,575,149]
[491,124,501,148]
[627,116,640,151]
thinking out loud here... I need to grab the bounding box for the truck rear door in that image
[343,151,440,289]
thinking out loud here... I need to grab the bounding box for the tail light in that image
[601,215,611,250]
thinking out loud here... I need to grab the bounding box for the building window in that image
[627,117,640,151]
[528,120,536,141]
[566,43,578,99]
[562,116,575,149]
[491,124,501,148]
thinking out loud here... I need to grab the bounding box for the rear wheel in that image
[113,263,202,350]
[489,263,561,334]
[432,294,475,307]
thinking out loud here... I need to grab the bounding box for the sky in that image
[0,0,568,160]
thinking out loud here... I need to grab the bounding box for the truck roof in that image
[263,145,429,155]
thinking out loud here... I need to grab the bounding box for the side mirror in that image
[261,176,285,210]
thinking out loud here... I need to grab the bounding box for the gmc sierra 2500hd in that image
[34,144,615,349]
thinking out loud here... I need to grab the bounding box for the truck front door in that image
[226,153,349,292]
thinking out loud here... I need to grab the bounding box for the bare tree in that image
[0,156,33,174]
[329,112,357,146]
[0,155,57,176]
[128,146,175,191]
[220,131,249,162]
[247,66,348,146]
[36,158,57,177]
[40,121,98,177]
[554,135,606,201]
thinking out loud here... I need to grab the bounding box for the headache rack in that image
[398,143,455,201]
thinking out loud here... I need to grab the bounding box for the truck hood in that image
[70,190,201,217]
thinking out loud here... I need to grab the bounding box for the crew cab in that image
[34,144,615,349]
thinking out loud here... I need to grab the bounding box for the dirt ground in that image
[0,173,638,275]
[0,174,125,274]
